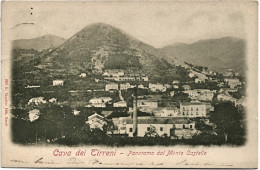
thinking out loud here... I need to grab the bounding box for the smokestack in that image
[133,87,138,137]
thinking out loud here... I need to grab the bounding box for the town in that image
[11,59,246,146]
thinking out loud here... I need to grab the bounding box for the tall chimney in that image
[133,87,138,137]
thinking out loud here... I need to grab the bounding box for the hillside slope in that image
[160,37,246,74]
[12,34,66,51]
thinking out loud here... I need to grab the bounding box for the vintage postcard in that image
[1,0,258,168]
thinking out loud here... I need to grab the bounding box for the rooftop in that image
[123,117,193,124]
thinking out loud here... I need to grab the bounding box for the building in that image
[182,85,191,91]
[137,100,158,109]
[120,83,131,90]
[49,98,57,103]
[113,101,127,107]
[217,94,237,105]
[164,84,172,89]
[170,91,175,97]
[28,109,41,122]
[53,80,64,86]
[172,80,180,84]
[89,97,112,105]
[103,69,124,77]
[219,88,238,94]
[73,110,80,116]
[86,113,107,131]
[224,78,241,88]
[224,69,235,77]
[189,72,195,78]
[28,97,47,105]
[105,83,118,91]
[173,85,179,89]
[116,117,196,138]
[153,107,179,117]
[149,83,166,92]
[79,73,86,77]
[195,78,205,83]
[180,102,207,117]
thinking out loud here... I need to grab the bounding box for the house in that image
[105,83,118,91]
[182,85,191,90]
[164,84,172,89]
[217,94,237,105]
[224,69,235,77]
[103,69,124,77]
[219,88,238,94]
[117,117,196,138]
[28,109,41,122]
[113,101,127,107]
[195,78,204,83]
[153,107,179,117]
[173,85,179,89]
[79,73,86,77]
[73,110,80,116]
[49,98,57,103]
[180,102,207,117]
[86,113,107,131]
[92,103,106,108]
[172,80,180,84]
[137,100,158,109]
[224,78,241,88]
[189,72,195,78]
[89,98,103,104]
[142,76,149,81]
[28,97,47,105]
[53,80,64,86]
[170,91,175,97]
[120,83,131,90]
[149,83,166,92]
[89,97,112,105]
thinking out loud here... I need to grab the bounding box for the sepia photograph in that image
[1,1,258,168]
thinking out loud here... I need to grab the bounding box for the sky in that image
[8,1,249,48]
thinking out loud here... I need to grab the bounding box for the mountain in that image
[160,37,246,74]
[42,23,174,80]
[12,34,66,51]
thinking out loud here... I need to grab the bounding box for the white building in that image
[149,83,166,92]
[49,98,57,103]
[153,107,179,117]
[137,100,158,109]
[217,94,237,105]
[120,83,131,90]
[105,83,118,91]
[180,102,207,117]
[103,69,124,77]
[28,97,47,105]
[53,80,64,86]
[28,109,41,122]
[116,117,196,138]
[86,113,107,131]
[113,101,127,107]
[172,80,180,84]
[79,73,87,77]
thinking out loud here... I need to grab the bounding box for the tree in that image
[210,102,246,145]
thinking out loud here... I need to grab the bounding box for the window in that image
[160,127,163,131]
[129,128,133,132]
[147,127,150,131]
[183,125,185,128]
[190,125,193,128]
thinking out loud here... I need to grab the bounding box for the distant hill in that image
[43,23,174,79]
[12,34,66,51]
[160,37,246,74]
